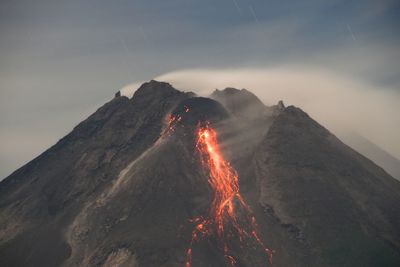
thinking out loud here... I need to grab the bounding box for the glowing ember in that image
[185,123,274,266]
[161,114,182,137]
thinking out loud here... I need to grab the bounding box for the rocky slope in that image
[0,81,399,267]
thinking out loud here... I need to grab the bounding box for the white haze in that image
[121,67,400,159]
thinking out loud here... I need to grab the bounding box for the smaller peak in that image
[211,87,267,120]
[211,87,264,105]
[114,91,121,98]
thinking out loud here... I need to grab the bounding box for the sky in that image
[1,0,399,178]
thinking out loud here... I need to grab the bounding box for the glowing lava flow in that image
[185,123,274,267]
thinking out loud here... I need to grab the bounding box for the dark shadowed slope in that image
[0,82,399,267]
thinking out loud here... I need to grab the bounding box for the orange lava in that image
[185,123,274,267]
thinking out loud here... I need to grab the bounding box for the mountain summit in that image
[1,81,400,267]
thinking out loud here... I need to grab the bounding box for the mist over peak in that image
[149,67,400,160]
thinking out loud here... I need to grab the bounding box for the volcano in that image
[1,80,400,267]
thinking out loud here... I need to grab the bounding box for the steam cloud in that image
[121,67,400,159]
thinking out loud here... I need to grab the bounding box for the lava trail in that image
[185,123,273,267]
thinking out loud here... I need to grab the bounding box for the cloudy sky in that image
[1,0,399,178]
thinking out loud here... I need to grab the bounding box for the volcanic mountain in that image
[1,80,399,267]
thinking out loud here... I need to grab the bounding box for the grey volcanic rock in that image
[0,81,399,267]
